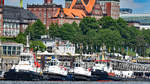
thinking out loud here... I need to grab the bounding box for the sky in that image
[5,0,150,14]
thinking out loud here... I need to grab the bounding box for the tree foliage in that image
[47,16,150,57]
[15,32,26,44]
[30,41,46,52]
[4,16,150,57]
[25,19,47,40]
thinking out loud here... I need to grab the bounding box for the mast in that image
[26,35,30,53]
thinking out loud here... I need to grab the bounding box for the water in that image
[0,81,150,84]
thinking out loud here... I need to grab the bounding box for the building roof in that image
[27,4,62,8]
[1,42,23,46]
[0,5,37,21]
[120,14,150,24]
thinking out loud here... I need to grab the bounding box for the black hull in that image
[67,72,91,81]
[43,72,67,81]
[4,70,43,81]
[91,69,113,81]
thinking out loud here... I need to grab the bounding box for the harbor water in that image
[0,81,150,84]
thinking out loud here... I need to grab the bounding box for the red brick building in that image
[65,0,120,19]
[27,4,62,29]
[27,0,120,28]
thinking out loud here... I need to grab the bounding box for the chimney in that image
[44,0,53,4]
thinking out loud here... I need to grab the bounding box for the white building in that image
[120,14,150,30]
[41,35,75,55]
[0,41,23,72]
[0,42,23,56]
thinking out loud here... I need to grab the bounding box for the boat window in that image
[20,56,30,61]
[74,63,80,67]
[49,60,58,66]
[96,62,98,64]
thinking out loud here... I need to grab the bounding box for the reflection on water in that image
[0,81,150,84]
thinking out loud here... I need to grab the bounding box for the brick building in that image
[27,4,62,28]
[65,0,120,19]
[0,6,37,37]
[28,0,120,28]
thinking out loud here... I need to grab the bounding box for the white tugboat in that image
[68,61,91,81]
[43,57,68,81]
[4,36,43,81]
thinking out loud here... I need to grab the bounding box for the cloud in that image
[120,0,150,13]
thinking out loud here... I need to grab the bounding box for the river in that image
[0,81,150,84]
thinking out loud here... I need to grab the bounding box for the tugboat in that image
[91,60,114,81]
[91,45,118,81]
[43,58,68,81]
[4,36,43,81]
[68,61,91,81]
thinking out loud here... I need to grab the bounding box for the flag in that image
[121,48,124,53]
[135,48,137,53]
[76,43,79,48]
[113,47,116,51]
[126,46,128,52]
[109,47,111,52]
[91,46,93,50]
[131,48,133,52]
[20,0,23,8]
[66,43,70,48]
[100,47,102,51]
[96,46,98,51]
[80,44,83,49]
[126,46,129,55]
[100,54,105,60]
[86,45,88,50]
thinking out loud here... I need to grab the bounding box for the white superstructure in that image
[11,35,41,73]
[69,61,91,77]
[44,59,67,76]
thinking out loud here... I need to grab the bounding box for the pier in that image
[111,59,150,71]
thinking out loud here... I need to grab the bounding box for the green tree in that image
[143,29,150,43]
[98,29,122,47]
[80,17,99,35]
[58,23,78,42]
[146,48,150,57]
[98,16,117,29]
[30,41,46,52]
[25,19,47,40]
[15,32,26,44]
[0,37,16,42]
[48,23,60,38]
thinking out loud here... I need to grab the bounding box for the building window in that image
[0,14,2,19]
[48,13,51,18]
[39,12,42,17]
[8,46,11,55]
